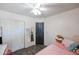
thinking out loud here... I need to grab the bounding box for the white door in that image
[2,20,25,52]
[12,21,25,52]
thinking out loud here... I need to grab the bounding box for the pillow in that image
[67,42,79,51]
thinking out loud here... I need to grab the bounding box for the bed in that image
[36,44,74,55]
[36,38,76,55]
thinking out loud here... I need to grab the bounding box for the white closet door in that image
[2,20,25,52]
[12,21,25,52]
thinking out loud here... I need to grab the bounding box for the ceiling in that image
[0,3,79,18]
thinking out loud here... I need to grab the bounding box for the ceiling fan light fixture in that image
[32,9,38,15]
[31,9,41,15]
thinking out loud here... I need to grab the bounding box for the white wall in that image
[0,10,45,51]
[2,7,79,50]
[0,10,35,52]
[45,8,79,45]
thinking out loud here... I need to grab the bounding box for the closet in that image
[2,20,25,52]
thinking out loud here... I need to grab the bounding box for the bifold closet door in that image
[2,20,25,52]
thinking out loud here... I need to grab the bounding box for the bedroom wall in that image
[2,7,79,49]
[45,8,79,45]
[0,21,1,37]
[0,10,35,52]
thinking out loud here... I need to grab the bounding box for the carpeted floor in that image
[12,45,46,55]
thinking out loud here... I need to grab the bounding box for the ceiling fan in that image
[24,3,46,15]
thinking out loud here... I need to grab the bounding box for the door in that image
[12,21,25,52]
[36,22,44,45]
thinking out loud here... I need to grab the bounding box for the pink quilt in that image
[36,44,74,55]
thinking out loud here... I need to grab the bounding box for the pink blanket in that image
[36,44,74,55]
